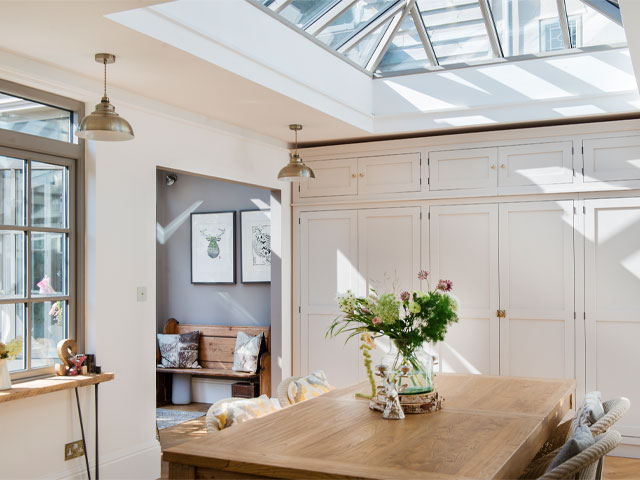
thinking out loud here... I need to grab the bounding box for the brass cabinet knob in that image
[491,164,496,169]
[351,173,356,178]
[500,164,505,169]
[359,173,364,178]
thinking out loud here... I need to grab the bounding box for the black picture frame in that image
[239,209,271,284]
[190,211,236,284]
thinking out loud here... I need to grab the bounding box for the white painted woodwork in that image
[299,158,358,198]
[357,153,421,195]
[299,210,360,387]
[583,135,640,183]
[357,207,421,374]
[497,141,574,187]
[499,201,575,379]
[429,148,498,191]
[585,198,640,440]
[429,204,500,375]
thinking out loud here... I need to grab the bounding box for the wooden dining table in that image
[164,373,575,479]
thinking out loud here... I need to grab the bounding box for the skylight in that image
[253,0,626,77]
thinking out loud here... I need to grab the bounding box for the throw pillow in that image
[232,331,264,373]
[573,391,605,430]
[546,425,595,472]
[157,331,201,368]
[209,394,276,430]
[287,370,333,405]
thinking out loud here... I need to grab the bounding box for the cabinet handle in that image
[359,173,364,178]
[500,164,505,169]
[496,309,506,318]
[491,164,496,169]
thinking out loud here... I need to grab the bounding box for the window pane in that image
[345,18,393,67]
[0,92,72,143]
[418,0,493,65]
[31,232,67,297]
[0,303,25,372]
[0,231,25,299]
[0,156,25,226]
[490,0,560,56]
[31,300,67,369]
[377,15,430,73]
[31,161,68,229]
[317,0,398,49]
[564,0,626,48]
[281,0,339,29]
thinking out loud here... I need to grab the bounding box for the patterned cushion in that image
[232,331,264,373]
[157,331,201,368]
[210,395,276,430]
[287,370,333,404]
[573,391,605,430]
[546,424,595,472]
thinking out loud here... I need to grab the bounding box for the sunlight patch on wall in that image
[478,64,571,100]
[156,200,203,245]
[383,80,456,112]
[434,115,495,127]
[552,105,606,116]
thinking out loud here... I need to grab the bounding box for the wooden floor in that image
[158,403,640,479]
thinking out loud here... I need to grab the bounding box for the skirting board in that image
[611,443,640,459]
[191,377,233,404]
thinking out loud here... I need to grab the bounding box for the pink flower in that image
[400,291,410,302]
[437,279,453,292]
[417,270,429,281]
[372,317,382,325]
[49,302,62,318]
[37,275,55,294]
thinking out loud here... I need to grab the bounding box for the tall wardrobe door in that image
[357,207,422,374]
[299,210,360,387]
[585,198,640,440]
[499,201,575,379]
[430,204,499,375]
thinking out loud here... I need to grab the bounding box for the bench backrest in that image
[163,318,270,371]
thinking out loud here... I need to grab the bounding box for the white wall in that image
[0,62,291,479]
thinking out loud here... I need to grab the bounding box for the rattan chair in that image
[277,376,300,407]
[204,397,244,433]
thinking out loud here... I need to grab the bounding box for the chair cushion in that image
[209,394,276,430]
[546,424,595,473]
[157,331,201,368]
[232,331,264,373]
[573,391,605,430]
[287,370,333,405]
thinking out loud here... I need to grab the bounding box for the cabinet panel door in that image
[583,135,640,182]
[585,198,640,439]
[429,148,497,191]
[498,141,573,187]
[358,153,421,195]
[299,210,360,387]
[499,201,575,379]
[358,207,421,373]
[299,158,358,198]
[430,204,499,375]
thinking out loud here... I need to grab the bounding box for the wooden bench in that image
[156,318,271,405]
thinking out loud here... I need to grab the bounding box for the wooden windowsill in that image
[0,373,114,404]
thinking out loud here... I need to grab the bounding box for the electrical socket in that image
[65,440,85,461]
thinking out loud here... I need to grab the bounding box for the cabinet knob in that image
[359,173,364,178]
[491,164,496,169]
[496,309,506,318]
[352,173,356,178]
[500,164,505,169]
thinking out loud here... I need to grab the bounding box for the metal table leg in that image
[75,387,92,480]
[95,383,99,480]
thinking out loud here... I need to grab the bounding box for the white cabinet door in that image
[583,135,640,182]
[499,201,575,379]
[299,158,358,198]
[299,210,360,387]
[358,153,421,195]
[585,198,640,440]
[498,141,573,187]
[357,207,421,372]
[429,148,497,191]
[430,204,499,375]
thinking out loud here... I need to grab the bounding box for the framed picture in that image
[191,211,236,284]
[240,210,271,283]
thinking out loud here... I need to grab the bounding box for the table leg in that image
[75,387,92,480]
[95,383,99,480]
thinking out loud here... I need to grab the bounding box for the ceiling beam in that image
[478,0,504,57]
[269,0,294,14]
[410,4,438,65]
[306,0,359,36]
[338,1,406,54]
[556,0,573,49]
[579,0,622,25]
[367,0,415,73]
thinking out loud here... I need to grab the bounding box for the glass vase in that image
[383,341,434,395]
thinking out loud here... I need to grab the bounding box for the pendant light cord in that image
[294,128,298,154]
[103,60,107,98]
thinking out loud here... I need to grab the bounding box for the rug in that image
[156,408,206,430]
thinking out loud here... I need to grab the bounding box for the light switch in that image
[137,286,147,302]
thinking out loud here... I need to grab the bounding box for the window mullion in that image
[25,158,32,372]
[556,0,573,49]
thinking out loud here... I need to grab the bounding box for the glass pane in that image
[0,156,25,226]
[345,18,393,67]
[377,15,430,73]
[565,0,626,48]
[0,231,25,299]
[31,232,67,297]
[317,0,398,49]
[281,0,339,28]
[490,0,560,56]
[31,300,67,369]
[31,161,68,229]
[0,92,72,143]
[0,303,25,372]
[418,0,493,65]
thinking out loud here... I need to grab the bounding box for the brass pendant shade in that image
[77,53,134,142]
[278,124,314,182]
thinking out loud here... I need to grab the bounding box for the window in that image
[0,79,82,380]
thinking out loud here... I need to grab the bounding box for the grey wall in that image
[156,170,271,331]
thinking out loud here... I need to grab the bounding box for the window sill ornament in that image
[278,124,315,181]
[77,53,134,141]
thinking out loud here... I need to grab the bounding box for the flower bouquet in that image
[0,336,23,390]
[328,270,458,395]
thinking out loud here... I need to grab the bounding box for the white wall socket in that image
[136,286,147,302]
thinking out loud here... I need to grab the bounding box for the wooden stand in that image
[369,388,444,414]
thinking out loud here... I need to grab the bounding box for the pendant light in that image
[278,124,315,182]
[77,53,134,141]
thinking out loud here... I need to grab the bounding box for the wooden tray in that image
[369,389,444,414]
